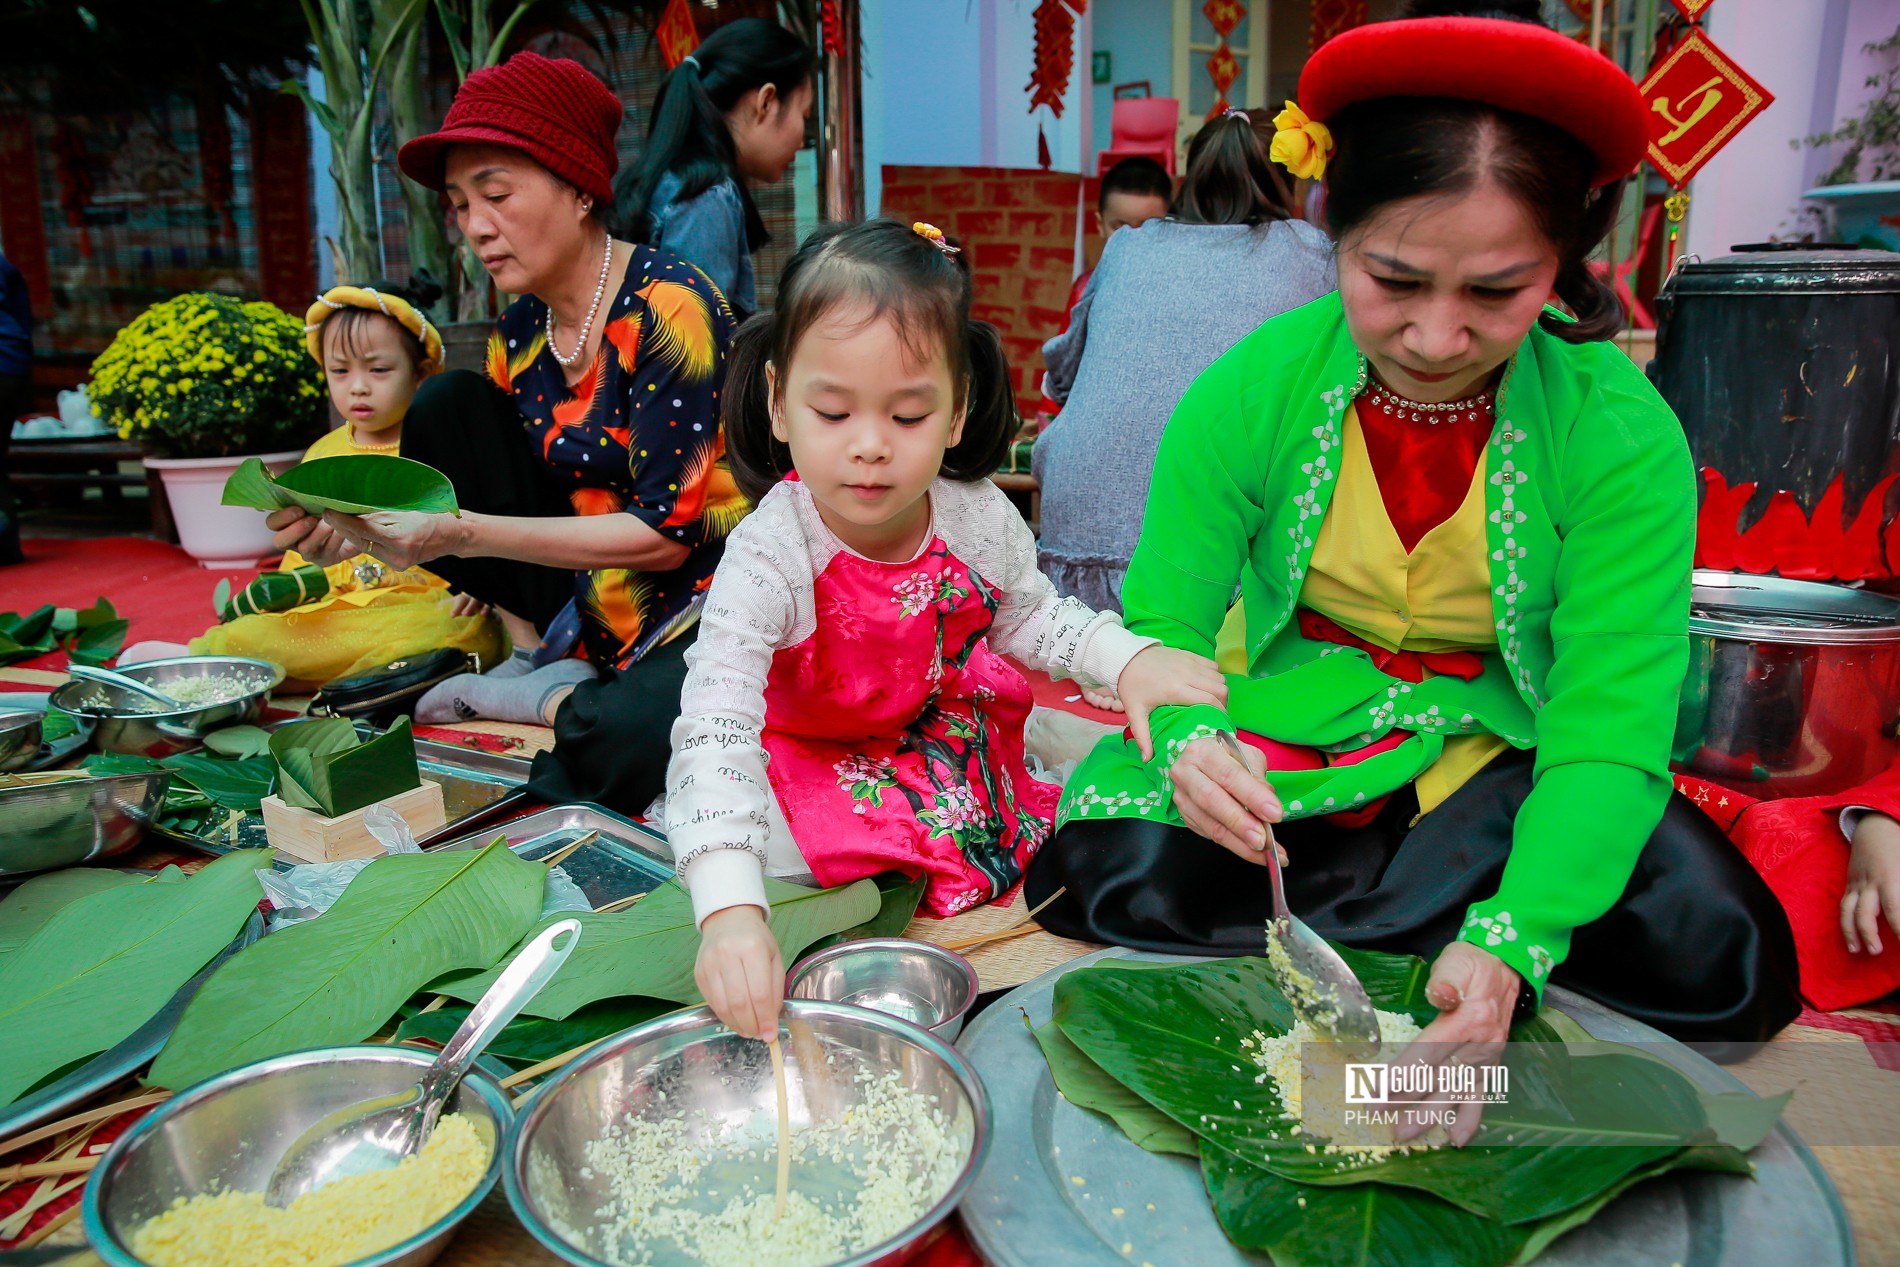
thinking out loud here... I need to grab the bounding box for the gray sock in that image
[487,649,535,679]
[416,658,597,725]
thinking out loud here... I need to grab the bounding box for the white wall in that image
[1685,0,1896,257]
[861,0,1087,216]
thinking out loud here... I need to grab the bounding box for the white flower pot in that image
[144,451,303,569]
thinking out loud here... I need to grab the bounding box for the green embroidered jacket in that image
[1057,291,1696,999]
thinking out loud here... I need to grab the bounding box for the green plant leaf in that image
[221,454,460,517]
[87,752,277,813]
[429,876,881,1020]
[0,850,269,1107]
[202,725,273,760]
[394,996,678,1067]
[0,605,56,646]
[1030,1017,1197,1157]
[150,841,543,1090]
[1051,957,1710,1223]
[269,716,418,817]
[1202,1140,1531,1267]
[802,871,928,955]
[0,869,144,957]
[67,618,130,667]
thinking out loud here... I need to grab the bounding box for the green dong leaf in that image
[429,875,880,1020]
[150,842,544,1090]
[394,996,679,1067]
[0,850,269,1107]
[1029,1018,1197,1157]
[1051,956,1711,1224]
[269,716,419,817]
[0,868,147,957]
[221,454,460,517]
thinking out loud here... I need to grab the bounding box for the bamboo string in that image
[592,890,649,914]
[539,830,599,871]
[0,1155,98,1184]
[0,1093,171,1160]
[17,1198,83,1249]
[939,887,1067,953]
[0,1173,87,1241]
[498,1039,603,1091]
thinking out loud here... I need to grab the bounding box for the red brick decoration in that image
[882,165,1102,421]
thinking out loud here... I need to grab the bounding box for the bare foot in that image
[1082,685,1124,712]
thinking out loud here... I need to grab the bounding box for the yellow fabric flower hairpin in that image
[1270,100,1334,182]
[911,222,961,256]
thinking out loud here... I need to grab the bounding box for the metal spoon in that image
[1216,731,1381,1053]
[64,664,185,712]
[263,917,583,1206]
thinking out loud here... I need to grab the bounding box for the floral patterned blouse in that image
[487,242,745,669]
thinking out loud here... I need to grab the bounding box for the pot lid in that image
[1667,247,1900,296]
[1690,570,1900,644]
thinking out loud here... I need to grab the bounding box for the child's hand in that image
[1115,645,1228,760]
[1843,812,1900,955]
[696,905,784,1038]
[448,592,491,619]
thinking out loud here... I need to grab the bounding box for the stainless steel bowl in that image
[0,772,169,878]
[0,708,42,772]
[1675,571,1900,799]
[84,1044,511,1267]
[49,655,284,757]
[787,938,980,1040]
[506,1000,991,1267]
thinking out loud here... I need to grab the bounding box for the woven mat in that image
[902,888,1103,993]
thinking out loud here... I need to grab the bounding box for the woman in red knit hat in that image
[271,49,746,817]
[1023,0,1801,1114]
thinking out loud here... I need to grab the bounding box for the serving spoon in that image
[263,917,583,1206]
[1215,731,1382,1053]
[65,664,185,712]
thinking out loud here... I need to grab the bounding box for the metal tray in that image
[0,908,266,1142]
[150,725,531,861]
[0,692,95,772]
[428,803,676,910]
[960,948,1854,1267]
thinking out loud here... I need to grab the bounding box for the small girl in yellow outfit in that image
[190,283,507,687]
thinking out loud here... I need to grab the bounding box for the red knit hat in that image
[1293,18,1647,187]
[398,50,622,204]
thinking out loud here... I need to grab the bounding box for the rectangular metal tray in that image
[428,803,676,909]
[152,726,531,863]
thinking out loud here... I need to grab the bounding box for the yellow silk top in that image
[1219,404,1510,812]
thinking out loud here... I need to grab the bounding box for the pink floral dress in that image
[665,478,1154,925]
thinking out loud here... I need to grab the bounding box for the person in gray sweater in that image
[1034,108,1337,616]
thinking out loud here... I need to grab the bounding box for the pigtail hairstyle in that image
[1321,0,1626,343]
[721,218,1024,502]
[941,319,1016,482]
[613,19,814,250]
[1174,108,1293,227]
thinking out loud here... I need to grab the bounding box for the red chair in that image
[1588,200,1663,330]
[1096,97,1180,177]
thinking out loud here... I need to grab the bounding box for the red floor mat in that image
[0,537,265,670]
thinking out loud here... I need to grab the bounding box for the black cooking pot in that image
[1652,246,1900,582]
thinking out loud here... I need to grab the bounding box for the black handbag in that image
[308,648,478,728]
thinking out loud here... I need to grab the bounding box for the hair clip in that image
[1221,105,1250,121]
[911,222,961,256]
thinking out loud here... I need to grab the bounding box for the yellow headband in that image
[304,286,444,371]
[1269,101,1334,182]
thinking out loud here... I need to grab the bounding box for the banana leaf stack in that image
[1033,951,1790,1267]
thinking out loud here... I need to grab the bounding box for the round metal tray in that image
[959,949,1853,1267]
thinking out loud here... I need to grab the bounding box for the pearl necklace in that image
[349,429,401,452]
[1364,375,1495,425]
[548,233,614,368]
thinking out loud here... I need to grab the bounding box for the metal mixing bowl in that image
[1675,571,1900,798]
[507,1000,991,1267]
[0,709,42,772]
[787,938,980,1040]
[84,1044,511,1267]
[49,655,284,757]
[0,772,169,878]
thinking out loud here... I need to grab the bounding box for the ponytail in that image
[1544,183,1626,342]
[612,19,814,249]
[940,321,1017,482]
[721,310,792,504]
[1174,109,1293,228]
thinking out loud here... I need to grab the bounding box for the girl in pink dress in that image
[665,219,1228,1037]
